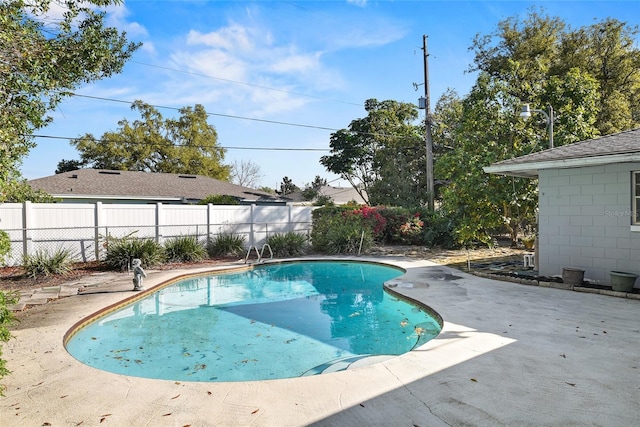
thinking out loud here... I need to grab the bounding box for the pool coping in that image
[2,256,639,426]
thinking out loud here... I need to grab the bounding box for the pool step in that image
[301,354,395,376]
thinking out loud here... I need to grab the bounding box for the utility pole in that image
[420,34,435,211]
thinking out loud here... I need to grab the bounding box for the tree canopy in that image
[59,101,231,180]
[320,99,424,207]
[0,0,140,202]
[436,9,638,245]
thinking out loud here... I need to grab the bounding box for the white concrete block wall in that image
[538,163,640,282]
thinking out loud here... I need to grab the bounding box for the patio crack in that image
[383,365,453,427]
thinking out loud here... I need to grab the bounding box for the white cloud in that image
[165,21,338,117]
[347,0,368,7]
[104,4,148,37]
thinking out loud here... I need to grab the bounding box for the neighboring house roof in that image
[287,185,367,205]
[484,127,640,177]
[28,169,286,204]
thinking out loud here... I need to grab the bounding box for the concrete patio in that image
[1,257,638,426]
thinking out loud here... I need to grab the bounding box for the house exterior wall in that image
[538,163,640,282]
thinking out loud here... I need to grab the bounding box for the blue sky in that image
[21,0,640,190]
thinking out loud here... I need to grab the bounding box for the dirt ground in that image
[0,244,526,293]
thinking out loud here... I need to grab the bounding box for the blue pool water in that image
[66,261,441,382]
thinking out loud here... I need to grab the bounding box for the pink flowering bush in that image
[344,206,387,240]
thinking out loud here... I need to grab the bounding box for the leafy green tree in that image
[438,8,625,246]
[471,8,640,135]
[0,0,140,202]
[320,99,423,207]
[64,101,231,180]
[556,18,640,134]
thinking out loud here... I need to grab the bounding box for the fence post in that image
[207,203,212,242]
[155,202,163,244]
[288,204,293,233]
[94,202,102,261]
[249,204,255,247]
[22,201,32,259]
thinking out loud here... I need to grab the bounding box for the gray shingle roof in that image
[28,169,284,203]
[287,185,367,205]
[485,127,640,177]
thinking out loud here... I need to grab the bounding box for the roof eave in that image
[484,152,640,178]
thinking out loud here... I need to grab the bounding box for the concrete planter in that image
[610,271,638,293]
[562,268,585,286]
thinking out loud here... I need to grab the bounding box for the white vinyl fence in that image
[0,202,314,265]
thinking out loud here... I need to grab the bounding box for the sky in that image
[19,0,640,190]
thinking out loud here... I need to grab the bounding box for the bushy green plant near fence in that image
[22,248,75,278]
[0,230,10,265]
[0,290,18,396]
[207,233,246,257]
[266,232,308,257]
[198,195,239,205]
[164,236,208,263]
[104,237,165,270]
[311,213,373,254]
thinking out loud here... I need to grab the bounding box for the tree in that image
[278,177,300,196]
[556,18,640,134]
[65,101,231,180]
[437,9,637,246]
[230,160,263,188]
[55,159,86,174]
[301,175,327,201]
[471,8,640,135]
[0,0,140,202]
[320,99,423,207]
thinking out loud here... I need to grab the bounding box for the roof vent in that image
[178,175,197,179]
[99,171,121,175]
[70,174,78,179]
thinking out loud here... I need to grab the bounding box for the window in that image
[634,172,640,225]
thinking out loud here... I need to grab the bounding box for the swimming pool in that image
[65,261,442,382]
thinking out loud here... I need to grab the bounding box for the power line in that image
[58,92,418,141]
[69,93,340,132]
[28,133,331,152]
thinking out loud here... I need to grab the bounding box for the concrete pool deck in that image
[1,257,639,426]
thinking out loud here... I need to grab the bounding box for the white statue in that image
[132,258,147,291]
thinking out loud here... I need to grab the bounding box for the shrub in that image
[0,290,19,396]
[311,213,373,255]
[104,237,165,270]
[22,248,75,278]
[0,230,10,265]
[377,207,457,248]
[346,206,386,240]
[266,232,308,257]
[207,233,246,257]
[198,195,239,205]
[164,235,207,263]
